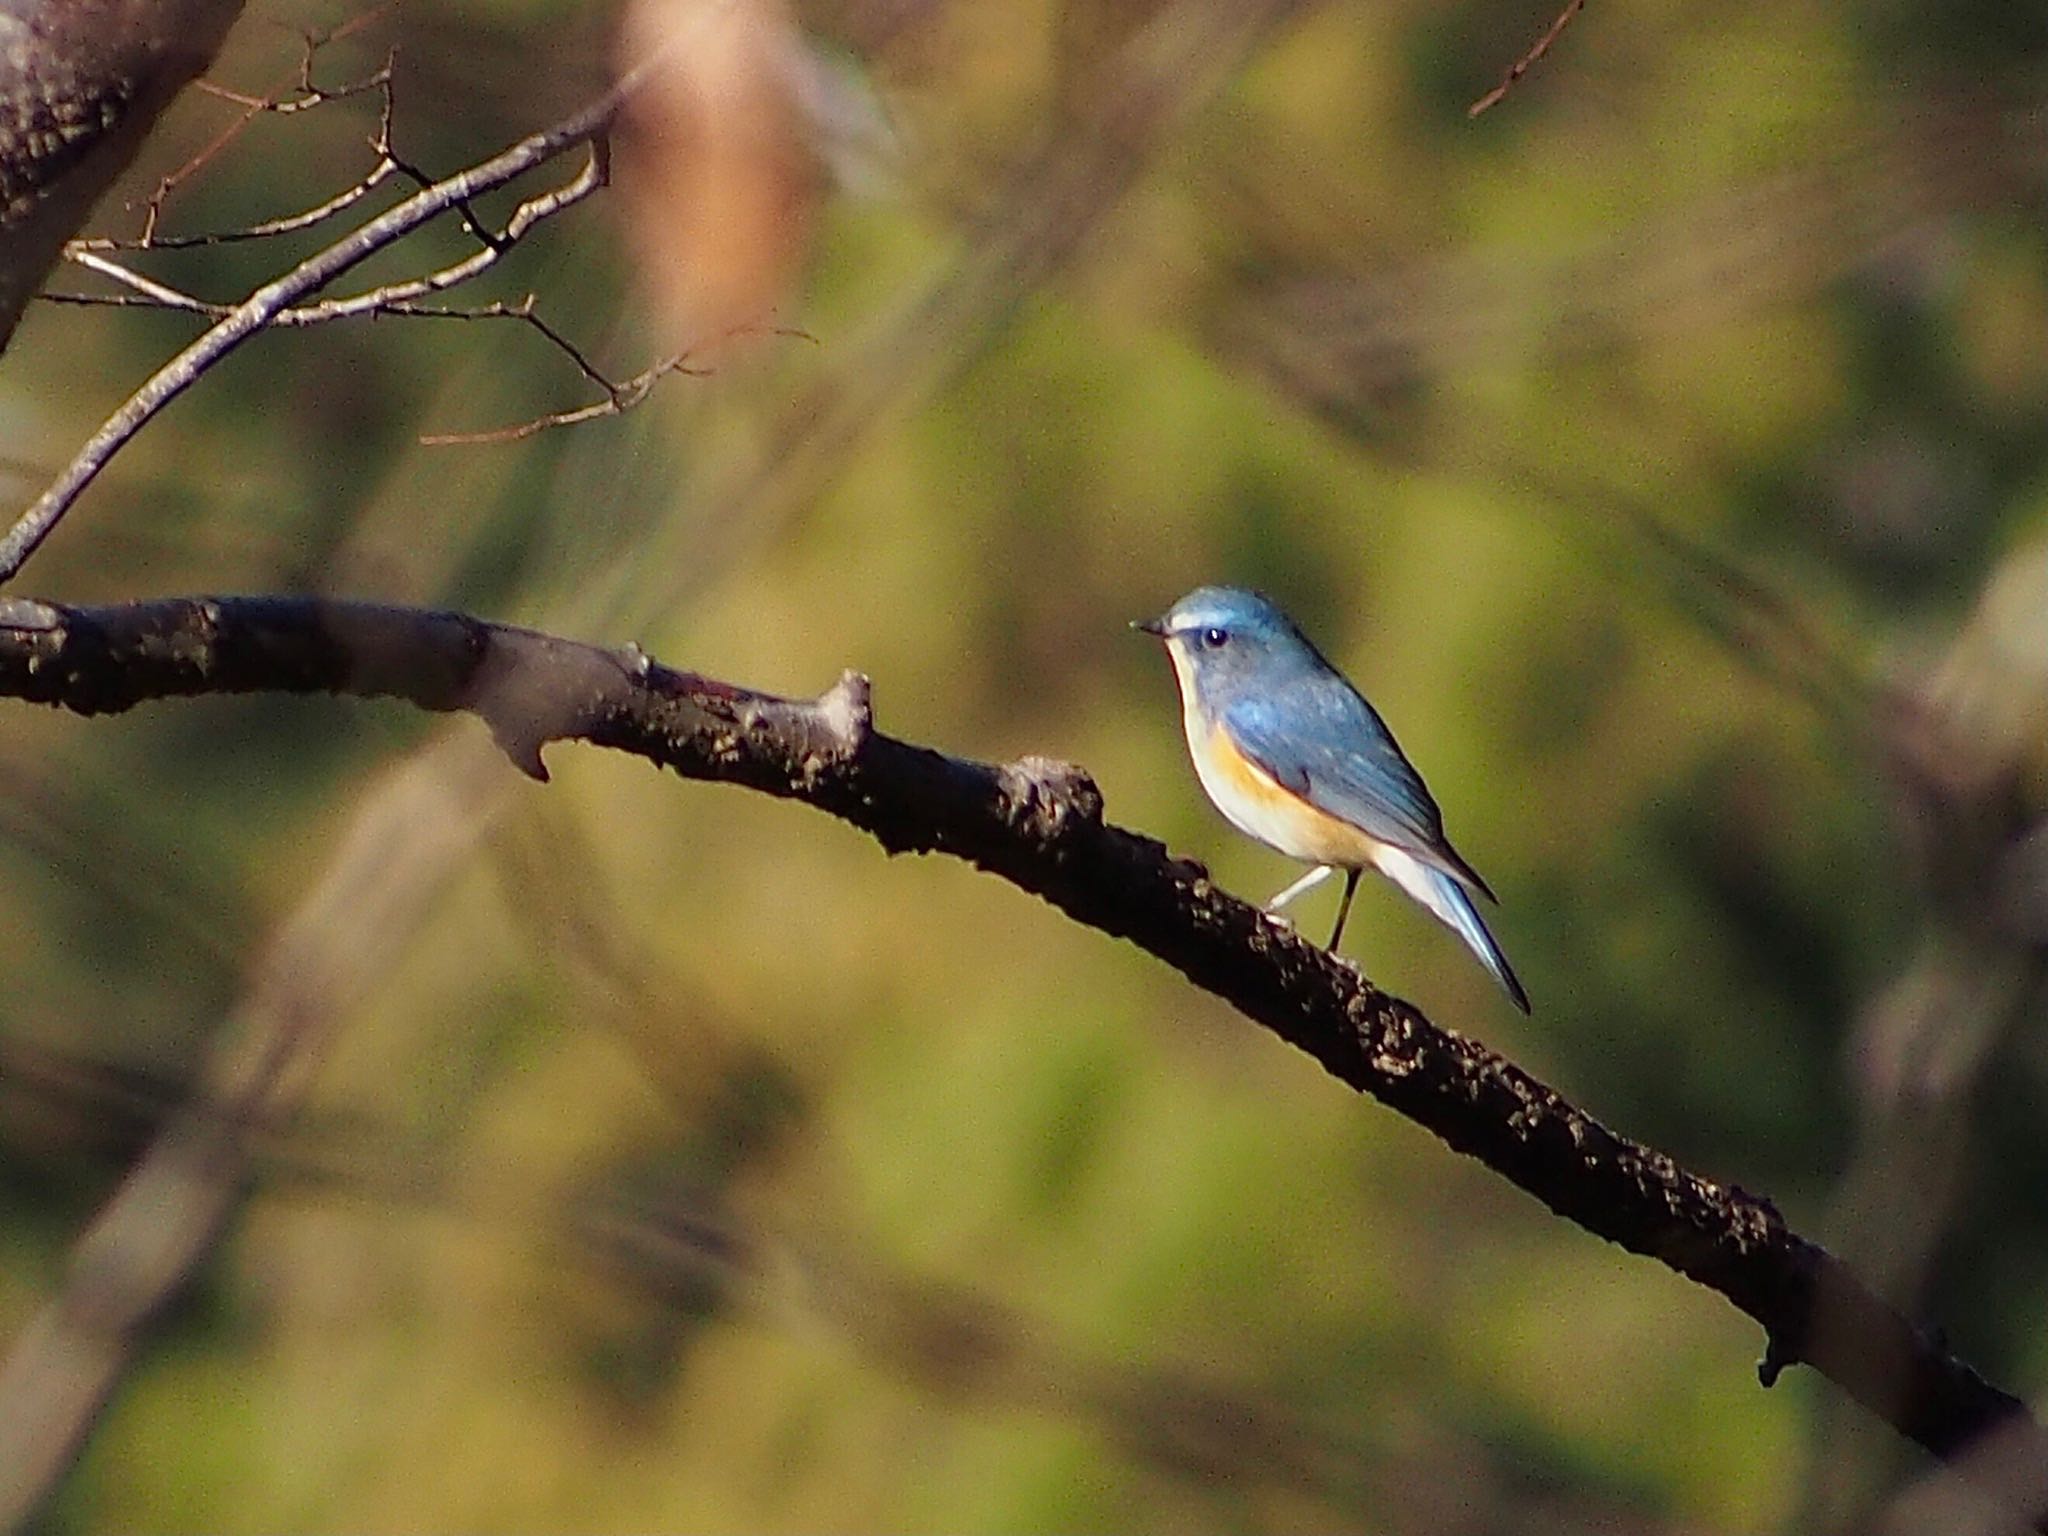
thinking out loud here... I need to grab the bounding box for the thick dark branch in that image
[0,0,247,349]
[0,591,2040,1508]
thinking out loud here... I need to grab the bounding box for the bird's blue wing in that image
[1224,682,1497,901]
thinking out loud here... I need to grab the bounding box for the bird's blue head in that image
[1134,585,1331,712]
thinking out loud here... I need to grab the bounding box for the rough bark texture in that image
[0,0,246,350]
[0,591,2041,1513]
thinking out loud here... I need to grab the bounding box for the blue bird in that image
[1136,585,1529,1013]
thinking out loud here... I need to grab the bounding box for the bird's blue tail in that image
[1380,853,1530,1013]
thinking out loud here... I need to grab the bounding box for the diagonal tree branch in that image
[0,589,2040,1517]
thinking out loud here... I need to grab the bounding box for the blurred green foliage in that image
[3,0,2047,1530]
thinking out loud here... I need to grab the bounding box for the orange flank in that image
[1189,715,1391,869]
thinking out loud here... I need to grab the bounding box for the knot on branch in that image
[0,597,61,632]
[818,669,872,756]
[994,756,1103,847]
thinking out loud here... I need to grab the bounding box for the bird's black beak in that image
[1132,616,1168,637]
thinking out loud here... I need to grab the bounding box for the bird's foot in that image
[1266,864,1337,911]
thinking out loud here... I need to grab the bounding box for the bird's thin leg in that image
[1328,868,1362,949]
[1267,864,1336,911]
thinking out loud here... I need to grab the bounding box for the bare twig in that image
[42,92,627,458]
[1468,0,1585,117]
[65,143,605,315]
[0,72,636,586]
[97,161,400,251]
[193,36,393,115]
[415,320,813,445]
[0,590,2039,1520]
[417,353,706,445]
[44,269,713,442]
[56,250,214,314]
[134,9,401,242]
[64,135,602,321]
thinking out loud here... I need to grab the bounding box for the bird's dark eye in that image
[1201,626,1228,649]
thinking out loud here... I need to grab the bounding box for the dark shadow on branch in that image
[0,589,2040,1518]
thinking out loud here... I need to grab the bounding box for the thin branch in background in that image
[133,9,401,244]
[134,160,398,250]
[63,144,605,322]
[193,30,395,115]
[41,275,795,448]
[1468,0,1584,117]
[374,97,514,256]
[69,113,402,254]
[53,249,213,313]
[0,70,639,586]
[124,63,398,251]
[23,9,672,537]
[418,351,707,445]
[418,321,813,446]
[35,286,696,440]
[91,22,407,255]
[39,64,654,467]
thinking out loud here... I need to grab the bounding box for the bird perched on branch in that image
[1136,585,1528,1012]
